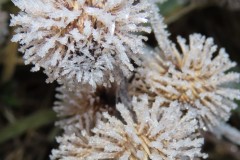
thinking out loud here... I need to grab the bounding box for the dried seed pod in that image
[51,95,207,160]
[54,83,118,135]
[11,0,151,88]
[130,33,240,130]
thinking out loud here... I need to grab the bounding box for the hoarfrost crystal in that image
[54,84,117,135]
[10,0,151,87]
[51,95,207,160]
[148,0,172,54]
[131,33,240,130]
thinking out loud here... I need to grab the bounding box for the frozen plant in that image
[50,95,207,160]
[130,33,240,131]
[10,0,151,88]
[148,0,172,54]
[54,84,117,135]
[8,0,240,158]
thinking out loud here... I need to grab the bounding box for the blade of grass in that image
[159,0,212,24]
[1,41,18,83]
[0,109,56,144]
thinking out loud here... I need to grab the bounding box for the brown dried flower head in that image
[51,95,207,160]
[130,33,240,130]
[11,0,151,88]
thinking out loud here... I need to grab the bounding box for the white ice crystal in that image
[131,33,240,131]
[212,122,240,145]
[50,95,207,160]
[0,10,8,44]
[10,0,151,88]
[54,84,117,135]
[148,0,172,54]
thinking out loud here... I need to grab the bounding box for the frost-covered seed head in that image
[11,0,151,88]
[54,84,117,135]
[131,33,240,130]
[51,95,207,160]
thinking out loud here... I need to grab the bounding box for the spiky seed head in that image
[54,83,117,135]
[51,95,207,160]
[130,33,240,130]
[11,0,151,88]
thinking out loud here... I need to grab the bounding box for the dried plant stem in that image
[165,2,213,24]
